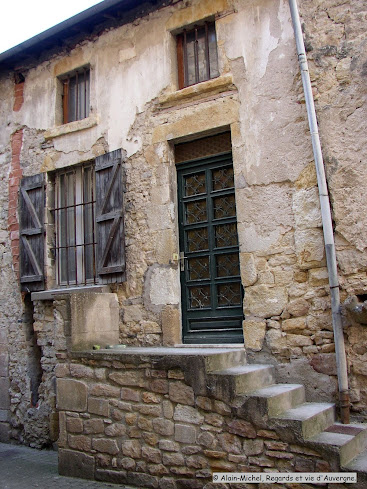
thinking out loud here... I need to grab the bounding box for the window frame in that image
[59,65,90,124]
[53,162,97,286]
[176,21,219,90]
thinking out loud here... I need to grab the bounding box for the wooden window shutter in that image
[95,149,126,283]
[19,173,46,291]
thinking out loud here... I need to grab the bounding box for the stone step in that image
[272,402,335,440]
[203,348,247,373]
[312,423,367,467]
[208,364,275,400]
[245,383,306,417]
[345,447,367,473]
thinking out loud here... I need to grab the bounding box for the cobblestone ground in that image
[0,443,132,489]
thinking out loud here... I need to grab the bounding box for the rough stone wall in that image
[295,0,367,411]
[0,0,367,447]
[56,353,332,488]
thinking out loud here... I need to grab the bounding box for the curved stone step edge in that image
[310,424,367,468]
[345,447,367,474]
[203,349,248,373]
[241,383,306,417]
[271,402,335,440]
[208,364,276,398]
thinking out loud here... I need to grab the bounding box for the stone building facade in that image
[0,0,367,484]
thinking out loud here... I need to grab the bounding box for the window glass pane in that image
[67,77,77,122]
[83,166,95,280]
[185,31,196,86]
[208,23,219,78]
[196,27,207,83]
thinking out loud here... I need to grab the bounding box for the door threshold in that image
[175,344,244,348]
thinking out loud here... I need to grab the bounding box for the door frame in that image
[176,152,244,344]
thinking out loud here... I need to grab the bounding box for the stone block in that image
[105,423,126,437]
[121,387,141,401]
[227,420,256,438]
[121,440,141,458]
[162,306,181,346]
[286,334,313,347]
[152,418,174,436]
[169,382,194,406]
[148,267,179,306]
[66,417,83,433]
[70,292,119,350]
[95,469,127,484]
[0,422,10,443]
[142,446,162,464]
[0,352,8,377]
[109,370,145,387]
[294,228,325,269]
[243,439,264,456]
[239,253,257,286]
[292,188,322,229]
[92,438,119,455]
[68,434,91,452]
[175,424,196,444]
[89,384,121,397]
[159,439,180,452]
[174,405,204,425]
[0,378,10,409]
[244,285,288,318]
[286,298,309,317]
[242,320,266,351]
[282,317,307,333]
[162,452,185,466]
[126,472,159,489]
[57,379,87,412]
[0,410,9,422]
[59,449,95,480]
[88,397,109,416]
[84,418,104,434]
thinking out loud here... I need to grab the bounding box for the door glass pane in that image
[214,223,238,248]
[189,285,211,309]
[217,282,242,307]
[186,227,209,252]
[213,195,236,219]
[185,172,206,196]
[212,166,234,191]
[216,253,240,278]
[188,256,210,280]
[185,199,207,224]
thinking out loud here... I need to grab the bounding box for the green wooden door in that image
[177,154,244,344]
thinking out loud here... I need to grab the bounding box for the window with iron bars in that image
[60,66,90,124]
[53,163,97,286]
[176,21,219,89]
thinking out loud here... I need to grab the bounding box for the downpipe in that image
[288,0,350,423]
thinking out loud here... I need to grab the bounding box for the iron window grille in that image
[52,163,97,286]
[176,21,219,89]
[60,66,90,124]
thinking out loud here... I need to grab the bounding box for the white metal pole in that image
[288,0,350,423]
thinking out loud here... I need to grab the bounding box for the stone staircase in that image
[206,359,367,480]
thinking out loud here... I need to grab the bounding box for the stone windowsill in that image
[31,284,109,301]
[44,114,98,140]
[157,74,236,109]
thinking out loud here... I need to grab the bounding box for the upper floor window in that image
[60,66,90,124]
[176,21,219,89]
